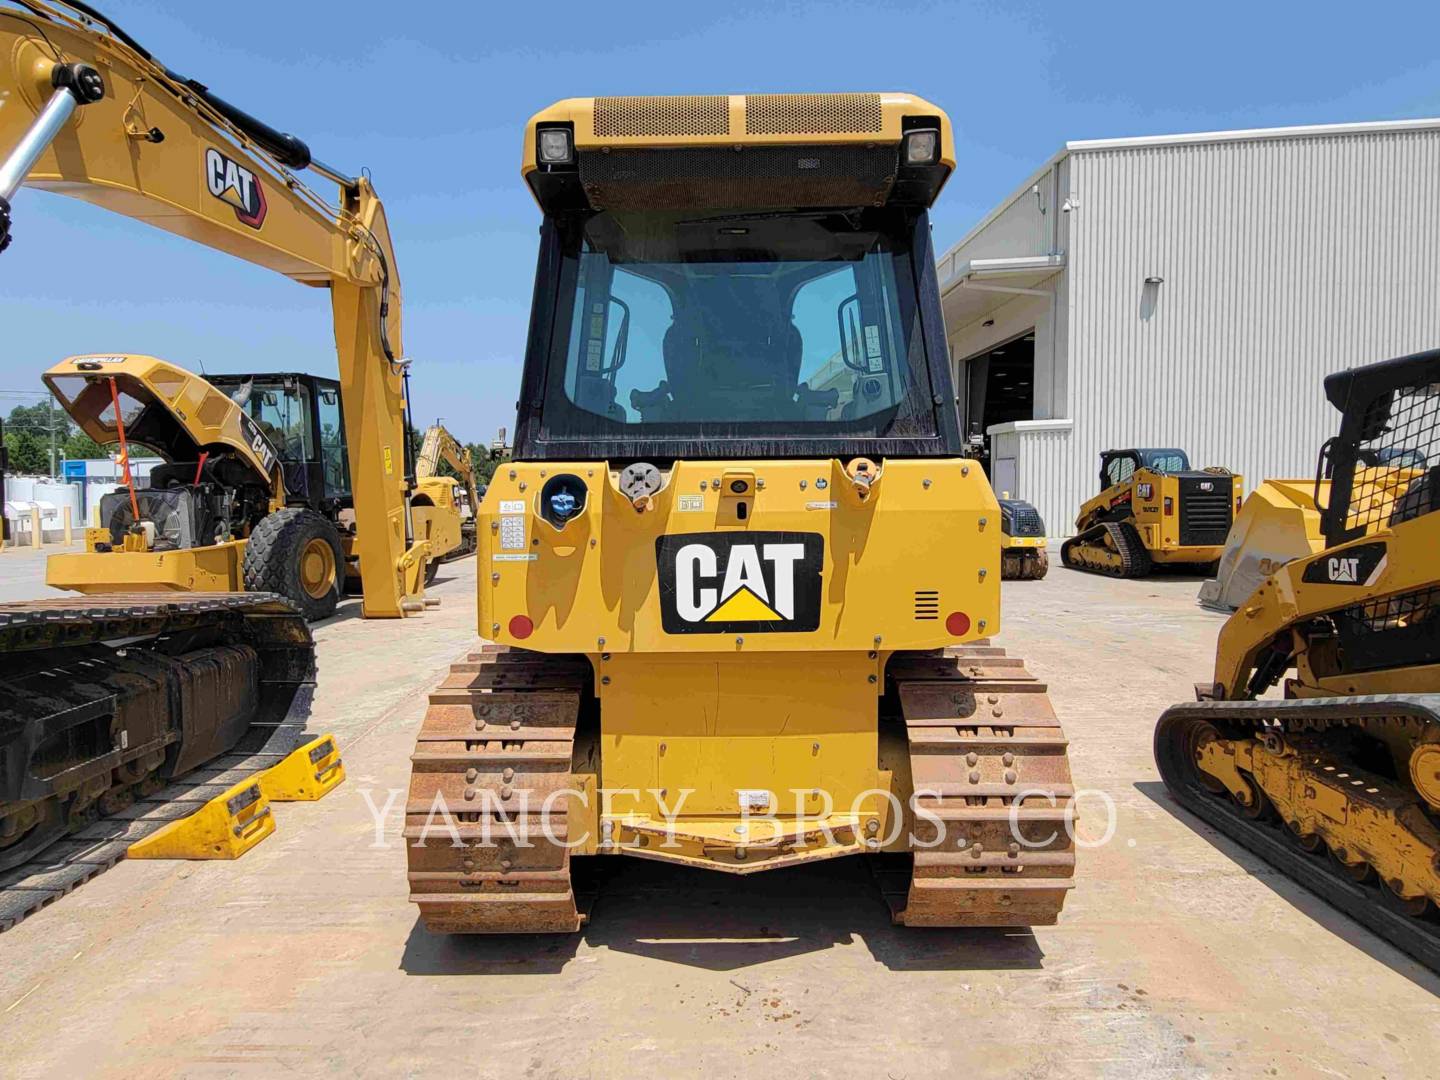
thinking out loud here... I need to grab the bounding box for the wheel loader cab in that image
[406,94,1078,936]
[207,373,352,514]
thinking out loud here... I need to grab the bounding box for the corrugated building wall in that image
[942,119,1440,536]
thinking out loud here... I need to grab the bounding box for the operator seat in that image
[661,281,802,420]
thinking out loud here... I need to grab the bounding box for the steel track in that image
[1154,694,1440,972]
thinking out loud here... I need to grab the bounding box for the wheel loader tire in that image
[425,558,439,586]
[242,507,344,621]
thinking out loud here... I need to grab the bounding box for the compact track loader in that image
[0,1,425,880]
[406,93,1076,934]
[1062,448,1242,577]
[999,497,1048,580]
[1155,349,1440,969]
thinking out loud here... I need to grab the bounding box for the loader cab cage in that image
[513,206,962,462]
[1319,348,1440,547]
[207,373,351,510]
[1099,448,1191,491]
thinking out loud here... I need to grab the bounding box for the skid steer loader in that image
[1155,348,1440,970]
[406,93,1077,934]
[1061,447,1242,577]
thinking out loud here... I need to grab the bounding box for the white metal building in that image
[938,117,1440,535]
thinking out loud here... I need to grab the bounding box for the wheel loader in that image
[998,496,1048,580]
[1155,348,1440,970]
[406,93,1077,934]
[42,360,465,615]
[1061,447,1242,577]
[0,1,426,882]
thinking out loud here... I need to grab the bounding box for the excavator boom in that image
[0,1,423,922]
[0,0,425,614]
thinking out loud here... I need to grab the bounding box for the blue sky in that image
[3,0,1438,443]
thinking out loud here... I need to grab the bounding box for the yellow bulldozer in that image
[1155,348,1440,969]
[0,1,426,879]
[405,93,1077,933]
[1061,447,1243,577]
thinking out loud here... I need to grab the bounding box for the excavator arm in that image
[0,0,427,615]
[416,424,480,515]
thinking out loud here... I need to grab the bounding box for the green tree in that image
[3,428,49,474]
[3,401,55,438]
[63,430,106,460]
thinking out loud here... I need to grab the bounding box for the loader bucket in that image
[1197,480,1328,611]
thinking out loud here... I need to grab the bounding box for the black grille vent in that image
[577,144,899,211]
[1178,477,1232,546]
[914,590,939,621]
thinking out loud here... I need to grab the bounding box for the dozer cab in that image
[998,497,1048,580]
[406,93,1076,934]
[1155,348,1440,969]
[1061,447,1242,577]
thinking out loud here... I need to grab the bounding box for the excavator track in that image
[0,593,314,932]
[1155,695,1440,971]
[1061,521,1151,578]
[876,642,1076,926]
[406,645,593,933]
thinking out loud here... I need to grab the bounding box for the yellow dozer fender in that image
[1197,479,1327,611]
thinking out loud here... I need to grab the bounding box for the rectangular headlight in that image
[538,127,574,165]
[903,129,939,166]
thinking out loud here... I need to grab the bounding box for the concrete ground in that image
[1,551,1436,1078]
[0,539,80,603]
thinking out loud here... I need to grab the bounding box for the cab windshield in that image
[538,208,936,445]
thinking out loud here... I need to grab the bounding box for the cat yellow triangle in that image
[705,585,781,622]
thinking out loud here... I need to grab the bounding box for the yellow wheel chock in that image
[259,734,346,802]
[128,779,274,860]
[125,736,343,862]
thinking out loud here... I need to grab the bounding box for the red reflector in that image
[945,611,971,637]
[1164,497,1174,517]
[508,615,534,639]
